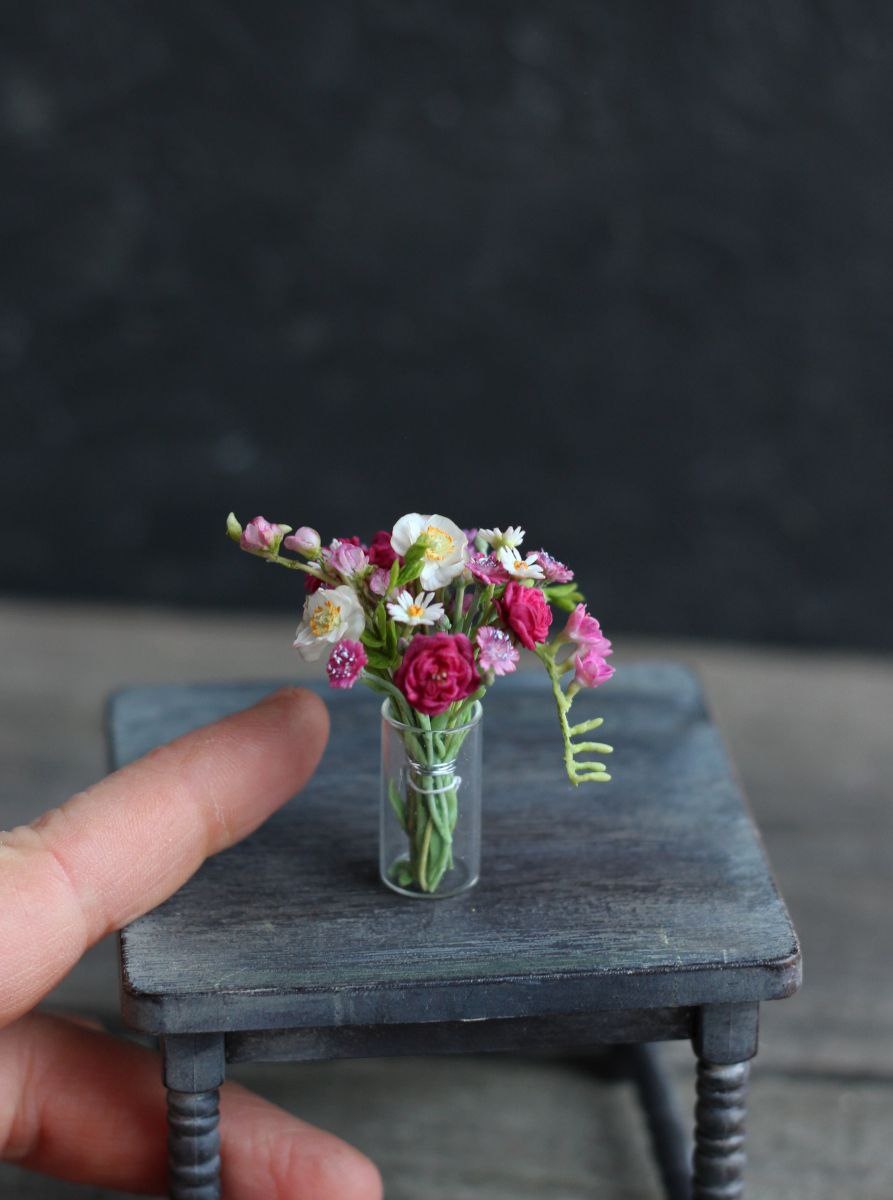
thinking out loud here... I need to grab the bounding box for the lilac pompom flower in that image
[475,626,519,676]
[466,553,511,585]
[534,549,574,583]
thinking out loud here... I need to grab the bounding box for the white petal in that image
[391,513,426,555]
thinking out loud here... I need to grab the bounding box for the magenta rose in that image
[368,529,400,569]
[394,632,481,716]
[496,580,552,650]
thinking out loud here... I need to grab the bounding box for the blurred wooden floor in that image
[0,598,890,1198]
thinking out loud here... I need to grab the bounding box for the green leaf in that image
[396,537,429,588]
[387,558,400,594]
[365,648,396,671]
[374,601,388,640]
[544,583,584,612]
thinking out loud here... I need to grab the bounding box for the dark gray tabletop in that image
[109,665,800,1034]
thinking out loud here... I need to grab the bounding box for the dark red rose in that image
[368,529,400,569]
[496,581,552,650]
[394,632,481,716]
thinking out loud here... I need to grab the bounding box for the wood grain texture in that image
[110,665,800,1033]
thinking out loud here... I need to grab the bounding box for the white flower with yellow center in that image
[497,546,545,580]
[391,512,469,590]
[293,585,365,661]
[387,589,445,627]
[479,525,525,551]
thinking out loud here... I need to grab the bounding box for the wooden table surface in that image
[111,668,798,1034]
[1,598,890,1198]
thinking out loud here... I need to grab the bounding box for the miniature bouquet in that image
[227,511,614,897]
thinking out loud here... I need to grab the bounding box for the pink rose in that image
[496,581,552,650]
[573,646,615,689]
[394,632,481,716]
[369,529,400,569]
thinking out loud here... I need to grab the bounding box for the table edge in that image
[120,943,802,1035]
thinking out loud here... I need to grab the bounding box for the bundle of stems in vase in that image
[227,511,615,892]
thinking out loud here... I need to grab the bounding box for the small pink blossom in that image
[573,646,615,689]
[240,515,287,553]
[534,549,574,583]
[325,538,368,578]
[369,566,393,596]
[463,528,479,550]
[284,526,320,554]
[466,553,511,585]
[563,604,612,655]
[326,639,367,688]
[475,626,519,676]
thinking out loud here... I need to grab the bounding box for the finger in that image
[0,687,329,1026]
[0,1013,381,1200]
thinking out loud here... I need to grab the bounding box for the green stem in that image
[452,582,466,631]
[264,552,323,575]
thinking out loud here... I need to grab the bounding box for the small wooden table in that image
[109,664,800,1200]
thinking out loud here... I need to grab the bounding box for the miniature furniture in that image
[108,664,801,1200]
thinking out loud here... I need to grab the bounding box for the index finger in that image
[0,687,329,1028]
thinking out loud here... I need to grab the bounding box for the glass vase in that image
[379,698,482,899]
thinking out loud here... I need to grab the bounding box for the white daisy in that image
[497,546,545,580]
[293,585,365,662]
[390,512,469,590]
[478,525,525,551]
[387,589,445,626]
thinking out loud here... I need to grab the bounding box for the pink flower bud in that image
[573,646,615,689]
[240,515,289,554]
[284,526,321,555]
[325,539,368,579]
[369,566,393,596]
[562,604,612,655]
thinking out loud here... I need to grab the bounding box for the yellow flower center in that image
[309,599,341,637]
[425,524,455,561]
[407,604,425,618]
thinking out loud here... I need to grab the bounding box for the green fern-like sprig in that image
[536,645,613,785]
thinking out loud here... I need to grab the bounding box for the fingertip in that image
[326,1141,384,1200]
[268,686,330,754]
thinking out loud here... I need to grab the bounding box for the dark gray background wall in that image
[3,2,891,648]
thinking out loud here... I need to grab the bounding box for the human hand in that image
[0,687,382,1199]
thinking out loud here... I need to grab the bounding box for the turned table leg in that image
[691,1003,759,1200]
[692,1059,749,1198]
[163,1034,226,1200]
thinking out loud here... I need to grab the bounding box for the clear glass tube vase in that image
[379,698,482,899]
